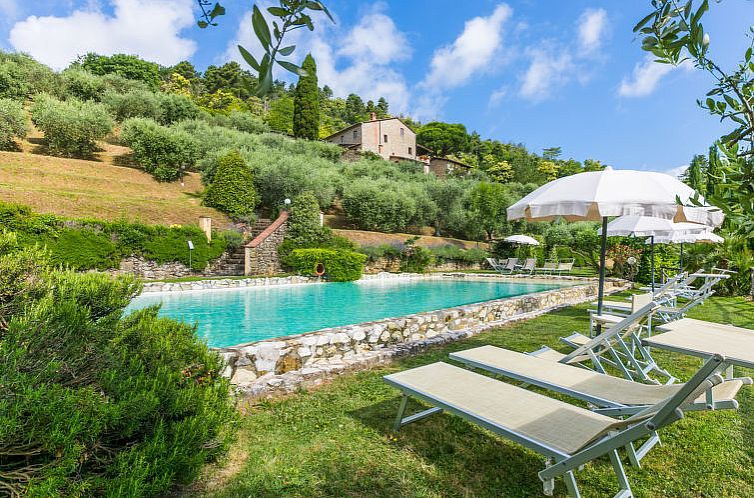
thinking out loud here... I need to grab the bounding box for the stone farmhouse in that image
[324,113,417,162]
[324,113,471,177]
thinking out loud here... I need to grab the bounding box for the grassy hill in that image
[0,138,230,226]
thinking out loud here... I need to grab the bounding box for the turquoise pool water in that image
[126,278,568,348]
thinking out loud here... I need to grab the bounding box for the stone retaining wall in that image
[216,275,630,398]
[364,258,482,273]
[141,275,313,293]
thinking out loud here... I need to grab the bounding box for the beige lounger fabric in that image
[454,346,744,405]
[594,300,631,311]
[644,324,754,367]
[385,362,615,454]
[657,318,754,336]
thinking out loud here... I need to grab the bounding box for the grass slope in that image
[0,150,229,226]
[195,296,754,498]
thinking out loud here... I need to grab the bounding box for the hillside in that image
[333,229,488,250]
[0,148,230,227]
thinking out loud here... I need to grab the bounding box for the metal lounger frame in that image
[386,355,726,498]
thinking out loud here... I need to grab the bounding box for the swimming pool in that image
[127,277,570,348]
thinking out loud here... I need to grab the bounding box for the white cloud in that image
[577,8,608,54]
[519,49,573,101]
[9,0,196,70]
[338,11,410,65]
[516,8,608,102]
[225,5,412,113]
[421,4,512,90]
[489,85,508,107]
[618,55,693,97]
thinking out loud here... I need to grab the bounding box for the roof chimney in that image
[370,112,377,121]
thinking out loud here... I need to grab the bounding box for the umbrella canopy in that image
[598,216,706,237]
[653,229,724,244]
[503,234,540,246]
[506,167,723,316]
[507,167,724,227]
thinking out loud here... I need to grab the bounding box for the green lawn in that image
[195,296,754,498]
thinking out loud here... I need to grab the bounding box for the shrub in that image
[102,89,162,121]
[285,248,367,281]
[203,151,258,219]
[399,238,435,273]
[121,118,198,181]
[0,240,236,496]
[31,94,114,157]
[341,178,419,232]
[17,228,119,270]
[158,93,200,124]
[0,98,27,150]
[287,191,330,246]
[0,202,228,271]
[80,53,161,90]
[430,245,488,263]
[100,72,151,94]
[0,52,59,97]
[359,244,401,262]
[0,61,29,100]
[60,68,107,101]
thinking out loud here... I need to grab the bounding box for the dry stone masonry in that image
[206,274,630,399]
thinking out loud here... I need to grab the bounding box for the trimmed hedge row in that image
[0,202,227,271]
[285,248,367,282]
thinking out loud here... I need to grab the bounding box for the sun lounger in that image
[451,345,749,465]
[536,260,558,275]
[534,301,677,384]
[486,257,505,273]
[645,318,754,377]
[517,257,536,274]
[385,356,727,497]
[554,259,574,275]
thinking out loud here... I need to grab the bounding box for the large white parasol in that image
[507,167,723,314]
[503,234,540,246]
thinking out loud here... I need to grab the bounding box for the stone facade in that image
[245,212,289,276]
[325,116,417,162]
[215,274,630,399]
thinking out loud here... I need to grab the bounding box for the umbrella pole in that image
[679,243,684,271]
[650,235,655,293]
[597,217,608,318]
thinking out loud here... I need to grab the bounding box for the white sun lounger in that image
[385,356,727,498]
[536,260,558,275]
[645,318,754,378]
[450,345,750,466]
[533,301,677,384]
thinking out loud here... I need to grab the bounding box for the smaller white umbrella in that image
[599,216,706,290]
[504,234,540,246]
[652,229,724,269]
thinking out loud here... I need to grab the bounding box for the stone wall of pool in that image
[203,273,630,400]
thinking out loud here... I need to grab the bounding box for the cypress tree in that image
[684,154,707,194]
[293,54,319,140]
[707,144,720,197]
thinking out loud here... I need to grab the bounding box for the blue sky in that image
[1,0,752,174]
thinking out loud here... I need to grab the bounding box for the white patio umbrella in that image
[652,228,724,269]
[507,167,723,315]
[503,234,540,246]
[598,216,706,291]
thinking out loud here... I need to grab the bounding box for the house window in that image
[400,128,404,137]
[353,130,358,139]
[408,147,412,155]
[340,135,344,143]
[384,134,388,143]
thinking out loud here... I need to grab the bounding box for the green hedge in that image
[285,248,367,282]
[0,202,227,271]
